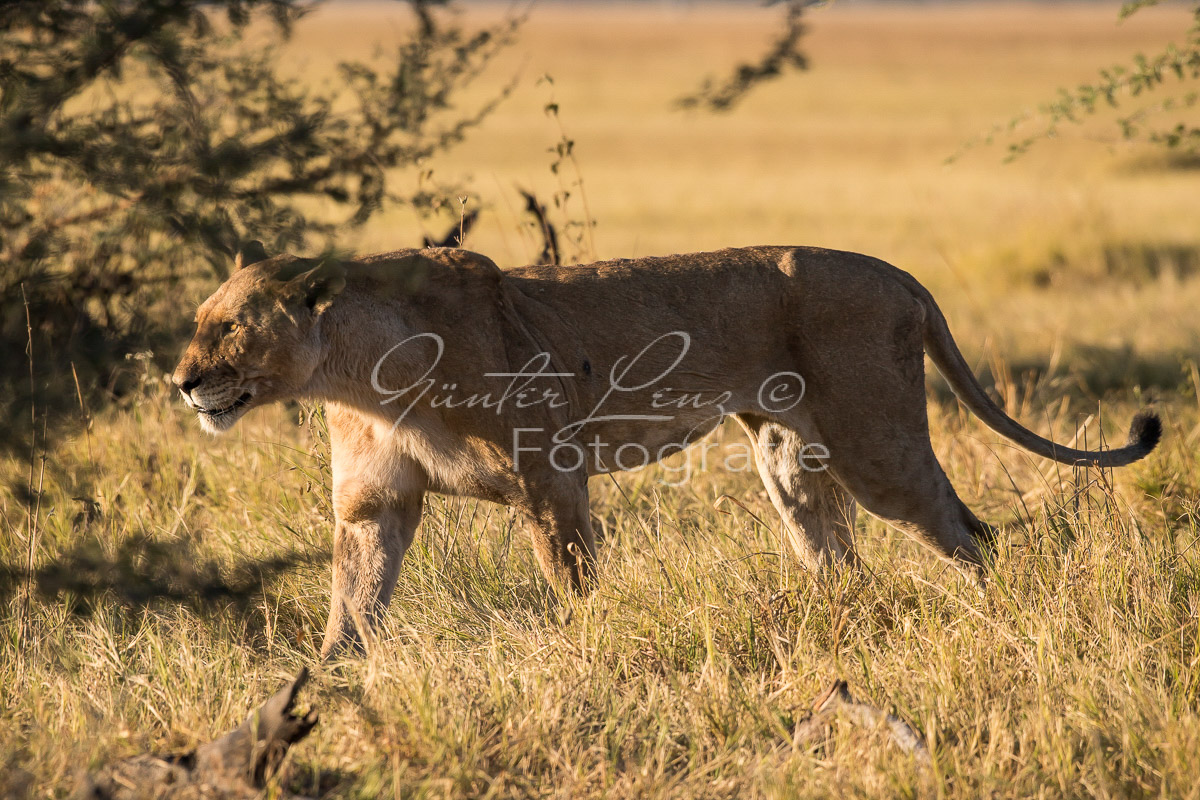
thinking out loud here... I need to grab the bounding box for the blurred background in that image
[4,0,1199,457]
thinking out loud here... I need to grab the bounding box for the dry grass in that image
[5,3,1200,798]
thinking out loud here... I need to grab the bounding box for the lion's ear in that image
[289,260,346,316]
[234,240,269,271]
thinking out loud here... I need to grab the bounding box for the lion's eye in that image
[223,322,240,336]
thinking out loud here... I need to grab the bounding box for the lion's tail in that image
[913,283,1160,468]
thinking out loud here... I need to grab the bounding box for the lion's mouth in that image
[198,391,253,418]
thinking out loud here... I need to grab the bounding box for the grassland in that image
[4,3,1200,797]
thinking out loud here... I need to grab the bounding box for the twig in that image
[539,82,595,262]
[458,196,468,248]
[71,361,94,472]
[422,207,479,248]
[518,188,560,266]
[26,456,46,631]
[792,680,930,764]
[21,284,37,646]
[77,670,319,798]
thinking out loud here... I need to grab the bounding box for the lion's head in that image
[173,242,345,434]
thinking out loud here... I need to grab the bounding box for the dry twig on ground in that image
[74,670,318,800]
[793,680,930,764]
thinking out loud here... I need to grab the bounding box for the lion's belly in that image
[575,413,726,476]
[541,383,773,476]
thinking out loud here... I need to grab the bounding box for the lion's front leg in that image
[320,492,423,659]
[320,407,427,660]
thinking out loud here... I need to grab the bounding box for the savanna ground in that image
[5,2,1200,797]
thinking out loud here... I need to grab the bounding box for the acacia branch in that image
[676,0,813,112]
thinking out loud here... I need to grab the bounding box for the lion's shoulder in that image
[335,247,506,302]
[354,247,502,276]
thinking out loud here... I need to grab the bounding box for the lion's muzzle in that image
[172,366,256,433]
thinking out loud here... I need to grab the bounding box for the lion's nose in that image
[177,375,202,393]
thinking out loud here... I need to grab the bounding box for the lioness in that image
[173,243,1160,657]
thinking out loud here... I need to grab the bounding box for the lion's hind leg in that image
[735,415,858,571]
[799,367,996,575]
[780,284,995,578]
[835,460,995,576]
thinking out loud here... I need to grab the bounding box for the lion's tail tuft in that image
[912,279,1162,468]
[1126,410,1162,455]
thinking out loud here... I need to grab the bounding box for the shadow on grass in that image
[286,764,357,799]
[928,345,1191,405]
[1120,149,1200,174]
[0,534,328,617]
[1025,240,1200,288]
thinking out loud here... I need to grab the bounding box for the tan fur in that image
[173,245,1160,658]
